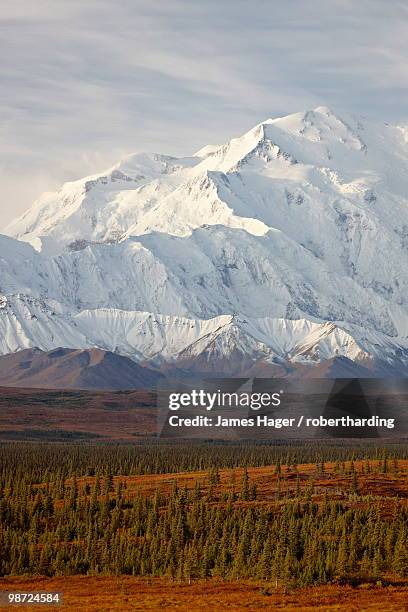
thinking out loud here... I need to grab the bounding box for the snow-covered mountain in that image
[2,106,408,377]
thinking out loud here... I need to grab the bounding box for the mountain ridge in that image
[0,347,163,390]
[1,106,408,377]
[0,348,378,389]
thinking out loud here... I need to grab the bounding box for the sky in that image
[1,0,408,227]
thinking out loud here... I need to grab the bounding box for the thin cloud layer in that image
[1,0,407,226]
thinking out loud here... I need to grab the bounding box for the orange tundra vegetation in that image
[1,576,408,611]
[0,442,407,610]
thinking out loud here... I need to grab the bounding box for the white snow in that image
[2,106,408,372]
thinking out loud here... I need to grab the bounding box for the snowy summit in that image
[2,106,408,376]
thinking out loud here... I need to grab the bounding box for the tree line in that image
[1,441,406,483]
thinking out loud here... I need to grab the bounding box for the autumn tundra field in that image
[0,440,407,610]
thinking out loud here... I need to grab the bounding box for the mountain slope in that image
[0,348,163,390]
[2,106,408,376]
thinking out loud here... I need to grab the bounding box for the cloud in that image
[0,0,407,227]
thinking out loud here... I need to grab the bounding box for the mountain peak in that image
[313,104,334,115]
[4,105,388,253]
[2,107,408,378]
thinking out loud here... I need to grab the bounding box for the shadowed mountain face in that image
[243,356,375,379]
[0,349,374,391]
[0,348,163,390]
